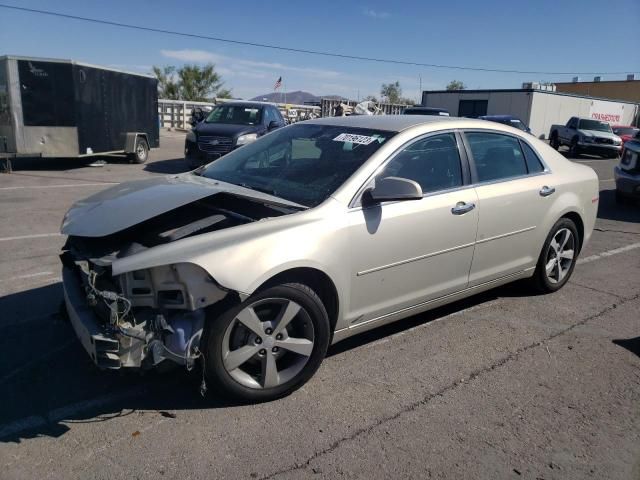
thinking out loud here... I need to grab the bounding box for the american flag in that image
[273,76,282,90]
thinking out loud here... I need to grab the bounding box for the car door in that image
[347,132,479,326]
[563,117,578,143]
[462,130,551,286]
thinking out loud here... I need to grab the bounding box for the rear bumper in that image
[62,266,145,369]
[614,166,640,197]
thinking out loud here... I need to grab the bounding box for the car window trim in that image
[348,129,471,209]
[459,129,551,186]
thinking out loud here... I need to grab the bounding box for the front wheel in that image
[569,138,581,158]
[203,283,330,402]
[530,218,579,293]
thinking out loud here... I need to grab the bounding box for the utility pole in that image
[418,74,422,104]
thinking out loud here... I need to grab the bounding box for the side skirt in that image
[331,268,534,344]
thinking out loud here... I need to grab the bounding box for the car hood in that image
[578,129,620,141]
[61,174,304,237]
[195,122,261,137]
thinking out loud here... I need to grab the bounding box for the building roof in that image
[554,79,640,85]
[422,88,640,105]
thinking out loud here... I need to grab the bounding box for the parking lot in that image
[0,131,639,479]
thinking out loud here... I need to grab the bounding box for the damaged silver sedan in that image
[61,116,598,402]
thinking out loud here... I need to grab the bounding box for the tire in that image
[530,218,580,293]
[569,138,581,158]
[550,134,560,150]
[615,189,627,204]
[128,137,149,164]
[203,283,330,402]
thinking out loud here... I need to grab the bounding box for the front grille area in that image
[595,137,613,145]
[198,136,234,154]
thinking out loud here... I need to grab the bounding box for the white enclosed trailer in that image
[421,88,639,139]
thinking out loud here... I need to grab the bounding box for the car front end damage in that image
[58,177,300,371]
[61,250,227,370]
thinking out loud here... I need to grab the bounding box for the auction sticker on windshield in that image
[333,133,377,145]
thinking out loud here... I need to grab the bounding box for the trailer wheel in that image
[129,137,149,164]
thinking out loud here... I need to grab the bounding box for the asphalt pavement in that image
[0,132,638,479]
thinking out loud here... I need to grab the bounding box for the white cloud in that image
[363,8,390,19]
[160,49,342,79]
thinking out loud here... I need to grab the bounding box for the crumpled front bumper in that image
[62,266,145,369]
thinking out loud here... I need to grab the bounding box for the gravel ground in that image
[0,131,638,479]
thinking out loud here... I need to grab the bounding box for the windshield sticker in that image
[333,133,377,145]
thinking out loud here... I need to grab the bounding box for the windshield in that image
[613,127,639,136]
[200,124,395,207]
[206,105,263,125]
[578,119,613,133]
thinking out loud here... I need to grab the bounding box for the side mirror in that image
[268,120,279,131]
[363,177,423,204]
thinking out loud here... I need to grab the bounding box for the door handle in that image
[539,186,556,197]
[451,201,476,215]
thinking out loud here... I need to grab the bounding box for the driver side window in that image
[379,133,463,194]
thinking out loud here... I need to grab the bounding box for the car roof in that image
[302,115,475,132]
[480,115,518,120]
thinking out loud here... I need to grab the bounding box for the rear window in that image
[18,60,75,127]
[520,141,545,173]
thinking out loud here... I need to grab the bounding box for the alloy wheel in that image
[221,298,315,389]
[545,228,575,284]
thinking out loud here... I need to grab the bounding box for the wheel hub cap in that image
[221,298,315,389]
[545,228,575,284]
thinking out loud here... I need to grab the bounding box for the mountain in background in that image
[250,90,347,104]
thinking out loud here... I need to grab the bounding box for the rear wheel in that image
[531,218,579,293]
[128,137,149,164]
[203,283,330,402]
[550,134,560,150]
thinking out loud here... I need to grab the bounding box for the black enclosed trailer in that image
[0,56,159,169]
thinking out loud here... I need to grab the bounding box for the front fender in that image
[110,198,351,315]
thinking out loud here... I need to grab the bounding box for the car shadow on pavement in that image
[328,280,534,357]
[144,157,192,175]
[0,279,535,444]
[4,156,128,172]
[612,337,640,359]
[597,189,640,223]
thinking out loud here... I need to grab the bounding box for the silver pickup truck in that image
[549,117,622,158]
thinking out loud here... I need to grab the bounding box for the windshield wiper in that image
[237,183,277,196]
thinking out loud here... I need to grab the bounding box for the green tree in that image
[446,80,466,91]
[380,81,402,103]
[153,64,232,101]
[153,66,179,100]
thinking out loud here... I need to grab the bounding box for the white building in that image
[421,87,640,139]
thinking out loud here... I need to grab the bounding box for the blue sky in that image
[1,0,639,100]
